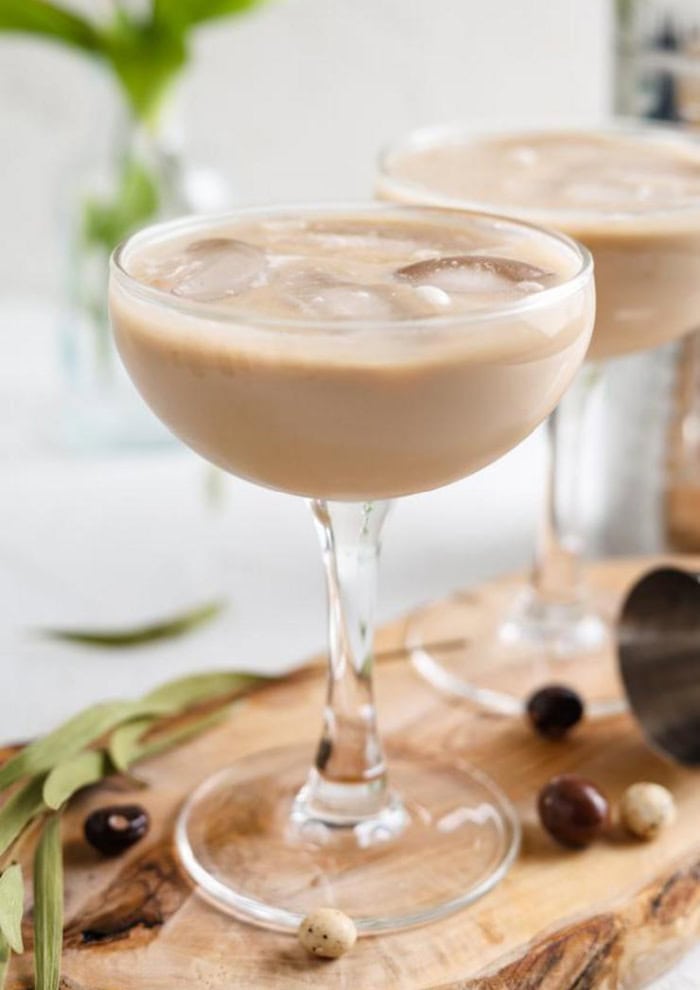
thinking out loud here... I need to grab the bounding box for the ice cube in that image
[303,284,400,320]
[516,280,545,293]
[395,255,552,295]
[274,262,404,320]
[303,223,417,257]
[562,178,627,207]
[305,219,477,255]
[409,248,443,261]
[186,237,239,255]
[276,266,344,300]
[509,144,539,167]
[170,238,268,302]
[413,285,452,309]
[559,162,685,208]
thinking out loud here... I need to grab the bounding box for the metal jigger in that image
[618,566,700,766]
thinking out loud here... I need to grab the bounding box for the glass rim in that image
[110,201,593,334]
[377,118,700,226]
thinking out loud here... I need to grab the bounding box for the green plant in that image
[1,0,267,311]
[0,668,268,988]
[1,0,268,393]
[0,0,266,126]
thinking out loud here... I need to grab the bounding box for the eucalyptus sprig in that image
[41,599,225,649]
[0,668,267,987]
[0,865,24,958]
[33,818,62,990]
[0,863,24,988]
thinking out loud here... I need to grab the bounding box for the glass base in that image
[408,585,626,719]
[175,743,520,934]
[499,586,609,657]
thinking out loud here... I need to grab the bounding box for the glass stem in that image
[533,366,601,605]
[301,499,392,824]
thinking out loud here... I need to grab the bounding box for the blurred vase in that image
[57,78,230,451]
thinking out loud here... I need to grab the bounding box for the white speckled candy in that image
[620,782,676,840]
[298,908,357,959]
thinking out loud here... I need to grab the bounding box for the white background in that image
[1,0,611,297]
[0,0,614,721]
[1,2,699,986]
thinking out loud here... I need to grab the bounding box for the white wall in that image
[0,0,612,300]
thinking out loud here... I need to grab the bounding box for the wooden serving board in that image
[8,557,700,990]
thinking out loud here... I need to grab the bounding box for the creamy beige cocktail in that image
[378,125,700,699]
[109,204,593,935]
[379,127,700,360]
[110,206,593,501]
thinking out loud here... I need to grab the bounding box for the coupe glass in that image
[109,203,593,933]
[378,123,700,717]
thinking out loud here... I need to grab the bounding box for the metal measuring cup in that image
[618,566,700,766]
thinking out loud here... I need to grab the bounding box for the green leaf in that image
[42,600,225,649]
[133,706,231,763]
[0,777,45,858]
[33,816,63,990]
[144,669,264,710]
[0,0,101,52]
[0,932,9,990]
[154,0,266,31]
[110,670,264,770]
[0,0,267,128]
[108,712,230,788]
[0,700,173,791]
[109,706,231,774]
[0,2,184,124]
[42,751,112,811]
[0,864,24,954]
[99,17,187,123]
[81,156,160,256]
[0,668,259,793]
[108,717,154,773]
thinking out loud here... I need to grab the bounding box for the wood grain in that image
[6,556,700,989]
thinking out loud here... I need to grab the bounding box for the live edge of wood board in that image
[6,556,700,990]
